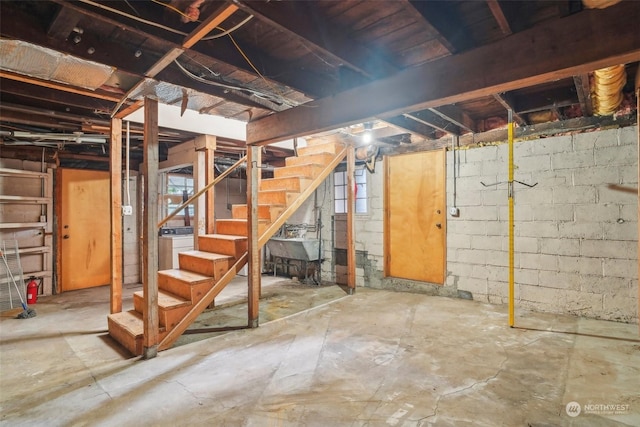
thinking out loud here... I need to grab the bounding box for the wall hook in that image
[251,161,269,169]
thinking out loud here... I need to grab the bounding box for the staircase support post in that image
[347,145,356,294]
[142,96,159,359]
[247,145,261,327]
[110,117,123,314]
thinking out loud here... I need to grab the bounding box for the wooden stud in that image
[193,151,206,249]
[246,2,640,145]
[573,74,594,117]
[205,148,215,234]
[346,145,356,293]
[110,118,123,314]
[142,97,159,359]
[247,146,261,327]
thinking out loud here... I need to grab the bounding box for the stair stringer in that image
[158,145,348,351]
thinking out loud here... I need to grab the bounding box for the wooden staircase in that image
[107,140,346,356]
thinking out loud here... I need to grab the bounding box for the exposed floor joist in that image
[246,2,640,145]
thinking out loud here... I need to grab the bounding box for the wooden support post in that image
[347,145,356,294]
[247,145,261,327]
[205,148,215,234]
[142,97,159,359]
[193,151,206,249]
[636,68,639,335]
[110,117,123,314]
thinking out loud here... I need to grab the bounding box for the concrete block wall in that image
[447,126,638,322]
[319,126,638,323]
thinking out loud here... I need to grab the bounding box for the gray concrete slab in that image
[1,283,638,426]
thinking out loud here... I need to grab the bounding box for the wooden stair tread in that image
[200,233,247,241]
[133,289,190,309]
[158,269,212,283]
[180,250,234,261]
[108,310,165,336]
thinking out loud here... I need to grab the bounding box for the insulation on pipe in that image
[593,65,626,116]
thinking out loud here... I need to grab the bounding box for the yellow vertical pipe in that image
[508,110,515,327]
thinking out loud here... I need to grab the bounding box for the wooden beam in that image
[573,74,594,117]
[0,71,120,102]
[493,93,527,126]
[346,145,356,294]
[233,1,396,79]
[110,118,123,314]
[486,0,513,35]
[429,105,476,133]
[142,97,159,359]
[246,2,640,145]
[247,146,261,328]
[182,3,239,49]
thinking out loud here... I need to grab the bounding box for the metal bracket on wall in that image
[480,180,538,188]
[251,161,270,169]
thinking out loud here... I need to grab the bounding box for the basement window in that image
[334,169,367,214]
[166,174,194,217]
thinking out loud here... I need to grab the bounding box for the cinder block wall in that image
[448,126,638,322]
[320,126,638,323]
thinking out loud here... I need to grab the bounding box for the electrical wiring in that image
[203,16,254,40]
[173,59,299,108]
[150,0,198,23]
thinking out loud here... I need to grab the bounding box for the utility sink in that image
[266,237,320,261]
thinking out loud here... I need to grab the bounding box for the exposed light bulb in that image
[363,131,372,144]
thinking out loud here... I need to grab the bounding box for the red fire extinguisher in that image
[26,277,39,305]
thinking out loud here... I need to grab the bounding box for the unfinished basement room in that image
[1,0,639,425]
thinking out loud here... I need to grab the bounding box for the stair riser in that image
[258,191,289,205]
[133,294,193,329]
[158,274,213,301]
[107,317,169,356]
[198,235,247,257]
[285,153,334,167]
[274,165,324,179]
[231,205,271,220]
[297,142,341,156]
[108,317,142,356]
[232,205,284,222]
[178,253,231,279]
[259,177,311,192]
[217,221,267,236]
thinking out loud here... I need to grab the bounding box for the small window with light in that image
[334,169,367,214]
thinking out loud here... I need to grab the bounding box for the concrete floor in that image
[1,278,638,426]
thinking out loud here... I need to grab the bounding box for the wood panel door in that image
[385,150,446,284]
[59,169,111,291]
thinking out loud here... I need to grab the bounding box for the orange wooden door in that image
[59,169,111,291]
[385,150,446,284]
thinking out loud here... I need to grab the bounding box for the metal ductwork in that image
[593,65,627,116]
[582,0,627,117]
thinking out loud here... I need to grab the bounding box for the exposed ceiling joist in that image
[429,105,476,133]
[406,0,470,53]
[486,0,513,35]
[232,0,397,79]
[381,116,436,140]
[493,93,528,126]
[246,2,640,145]
[406,111,461,135]
[182,3,239,49]
[47,5,82,40]
[0,70,121,103]
[573,74,594,117]
[514,87,578,114]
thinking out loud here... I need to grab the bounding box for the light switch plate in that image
[122,205,133,216]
